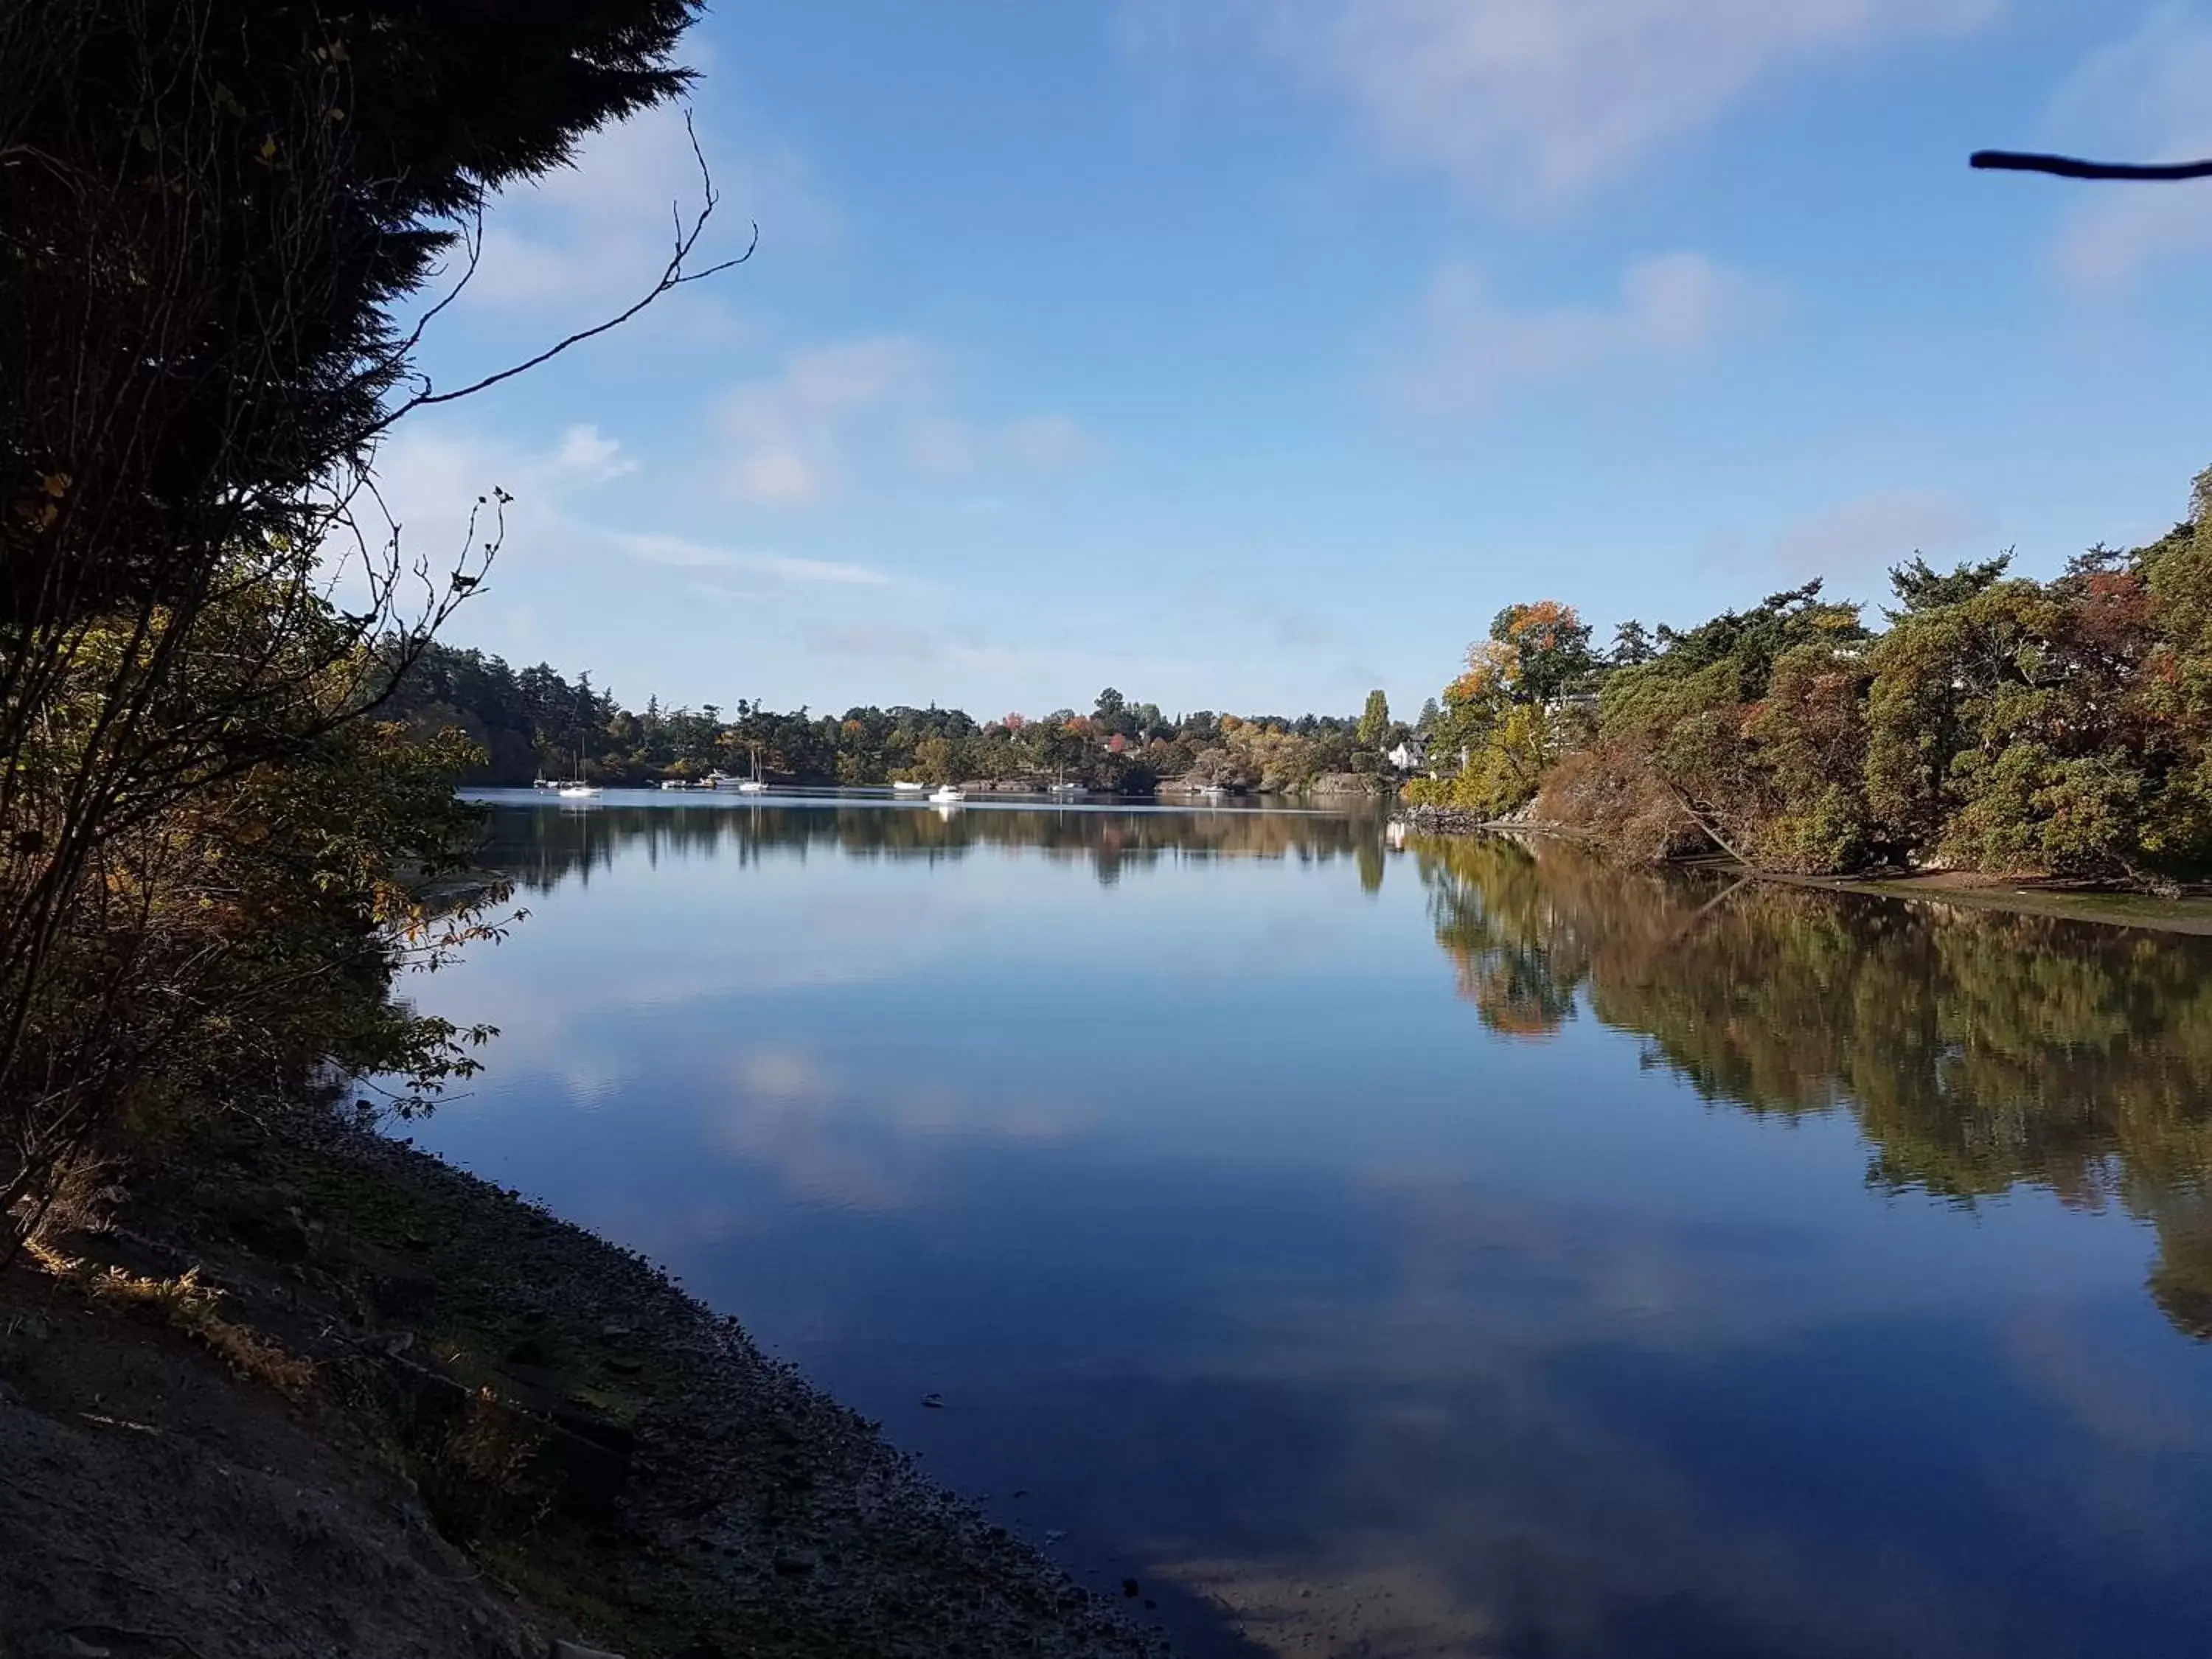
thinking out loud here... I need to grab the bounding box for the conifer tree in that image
[1359,689,1392,749]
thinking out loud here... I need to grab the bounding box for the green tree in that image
[1610,620,1658,666]
[1405,602,1599,818]
[1,0,720,1255]
[1358,689,1393,749]
[1885,551,2015,620]
[916,735,959,785]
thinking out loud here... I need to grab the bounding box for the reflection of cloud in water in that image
[1164,1554,1491,1659]
[449,950,901,1044]
[1122,1173,2048,1657]
[2006,1307,2205,1458]
[712,1046,1095,1214]
[741,1047,835,1103]
[552,1058,629,1111]
[1141,1336,2024,1658]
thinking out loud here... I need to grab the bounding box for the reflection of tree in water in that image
[1413,832,2212,1338]
[1416,835,1673,1038]
[482,801,1379,897]
[1356,835,1385,897]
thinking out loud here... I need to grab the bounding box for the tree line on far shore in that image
[387,644,1414,793]
[1407,468,2212,888]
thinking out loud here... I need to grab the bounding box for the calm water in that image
[408,792,2212,1659]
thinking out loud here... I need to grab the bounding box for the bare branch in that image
[1971,149,2212,182]
[383,187,488,366]
[374,111,753,427]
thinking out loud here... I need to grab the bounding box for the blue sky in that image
[386,1,2212,720]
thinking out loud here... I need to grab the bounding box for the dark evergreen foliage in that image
[2,0,699,625]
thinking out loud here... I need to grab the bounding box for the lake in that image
[406,792,2212,1659]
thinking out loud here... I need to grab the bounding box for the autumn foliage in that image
[1410,463,2212,886]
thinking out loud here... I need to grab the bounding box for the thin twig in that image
[1971,150,2212,181]
[375,112,754,425]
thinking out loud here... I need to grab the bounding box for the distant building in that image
[1386,737,1427,772]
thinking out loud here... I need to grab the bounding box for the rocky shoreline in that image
[1390,801,1570,838]
[0,1118,1169,1659]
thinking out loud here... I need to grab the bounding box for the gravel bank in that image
[1,1119,1170,1659]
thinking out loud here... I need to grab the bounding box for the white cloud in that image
[910,413,1102,475]
[713,338,1099,505]
[371,421,638,572]
[373,425,894,609]
[1000,414,1102,470]
[1762,489,1986,580]
[1391,252,1772,412]
[611,531,891,587]
[2046,10,2212,288]
[1132,0,1995,199]
[551,423,638,483]
[907,418,978,474]
[799,622,1206,701]
[807,624,953,664]
[713,337,933,505]
[734,447,824,504]
[462,103,830,319]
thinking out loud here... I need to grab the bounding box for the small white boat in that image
[1047,781,1082,795]
[892,780,928,794]
[659,779,690,790]
[727,746,771,793]
[1198,784,1227,799]
[555,744,599,799]
[928,785,965,804]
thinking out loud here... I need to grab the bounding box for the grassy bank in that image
[0,1118,1166,1659]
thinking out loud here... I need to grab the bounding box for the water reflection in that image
[1413,833,2212,1340]
[488,796,1378,894]
[414,799,2212,1659]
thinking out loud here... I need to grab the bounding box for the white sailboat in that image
[928,784,966,804]
[734,745,769,793]
[557,741,601,798]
